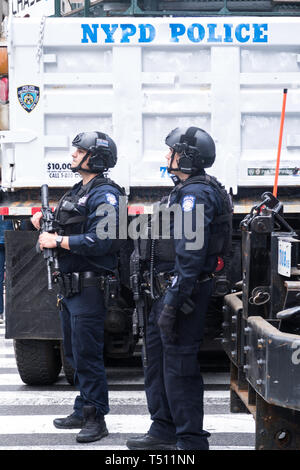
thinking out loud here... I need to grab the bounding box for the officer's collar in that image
[81,173,101,188]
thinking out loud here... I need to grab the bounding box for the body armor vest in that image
[54,175,125,238]
[177,173,233,257]
[140,173,233,264]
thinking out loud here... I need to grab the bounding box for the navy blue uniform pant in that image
[0,246,5,314]
[144,280,213,450]
[60,286,109,418]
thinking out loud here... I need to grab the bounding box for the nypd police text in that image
[81,22,268,44]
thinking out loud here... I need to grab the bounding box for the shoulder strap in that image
[87,175,126,196]
[180,173,218,191]
[171,173,215,203]
[181,173,232,213]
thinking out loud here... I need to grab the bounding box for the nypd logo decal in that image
[182,195,195,212]
[17,85,40,113]
[106,193,118,206]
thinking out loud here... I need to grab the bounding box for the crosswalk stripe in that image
[0,374,229,388]
[0,358,17,367]
[0,445,254,451]
[0,445,129,450]
[0,389,230,406]
[0,414,255,435]
[0,344,13,352]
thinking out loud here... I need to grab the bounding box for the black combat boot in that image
[76,406,109,443]
[126,433,177,450]
[53,412,84,429]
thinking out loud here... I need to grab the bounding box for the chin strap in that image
[167,149,181,174]
[170,174,181,185]
[71,151,93,174]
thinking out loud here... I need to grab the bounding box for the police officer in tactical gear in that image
[126,126,232,450]
[32,131,124,443]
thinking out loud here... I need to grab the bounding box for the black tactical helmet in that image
[165,126,216,174]
[72,131,117,173]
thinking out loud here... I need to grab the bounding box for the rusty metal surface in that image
[223,292,246,368]
[230,379,256,418]
[246,316,300,411]
[255,394,300,450]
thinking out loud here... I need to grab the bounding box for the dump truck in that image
[1,4,300,392]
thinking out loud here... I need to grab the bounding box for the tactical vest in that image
[177,173,233,257]
[140,173,233,264]
[54,175,125,251]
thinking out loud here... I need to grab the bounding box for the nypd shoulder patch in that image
[106,192,118,206]
[182,195,196,212]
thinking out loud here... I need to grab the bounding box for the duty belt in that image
[155,272,214,296]
[53,271,105,298]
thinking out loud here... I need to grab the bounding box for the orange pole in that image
[273,88,288,197]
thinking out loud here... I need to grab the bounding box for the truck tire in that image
[60,343,75,385]
[13,339,62,385]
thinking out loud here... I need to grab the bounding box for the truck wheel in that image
[60,343,75,385]
[13,339,62,385]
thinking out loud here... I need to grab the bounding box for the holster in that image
[52,271,119,305]
[101,274,120,308]
[53,271,104,298]
[153,272,214,314]
[155,272,173,296]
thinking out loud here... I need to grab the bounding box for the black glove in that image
[157,304,178,342]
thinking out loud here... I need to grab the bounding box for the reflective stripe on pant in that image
[144,280,213,450]
[60,285,109,417]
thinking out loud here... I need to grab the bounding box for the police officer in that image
[126,126,232,451]
[31,131,124,443]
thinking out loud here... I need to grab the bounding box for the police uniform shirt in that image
[163,178,222,309]
[58,180,121,274]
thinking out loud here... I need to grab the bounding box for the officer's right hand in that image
[31,211,43,230]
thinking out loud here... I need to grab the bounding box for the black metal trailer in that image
[223,193,300,450]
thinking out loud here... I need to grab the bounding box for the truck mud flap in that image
[5,230,62,340]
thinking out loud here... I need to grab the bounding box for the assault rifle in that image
[39,184,59,290]
[130,239,147,368]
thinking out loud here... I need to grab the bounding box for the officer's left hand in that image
[39,232,58,250]
[157,304,178,342]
